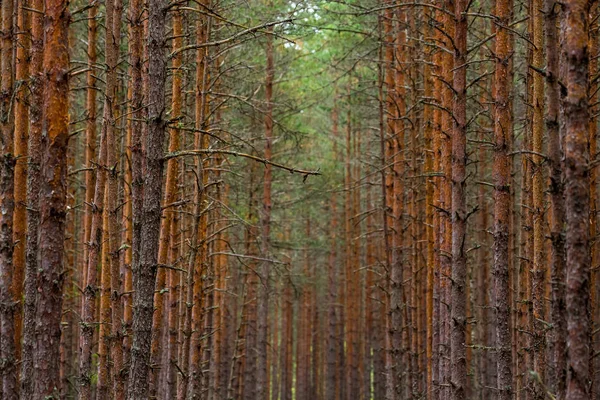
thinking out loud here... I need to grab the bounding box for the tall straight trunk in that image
[279,276,292,400]
[79,6,98,391]
[377,12,393,400]
[0,0,17,396]
[149,5,182,392]
[13,0,31,369]
[382,5,401,399]
[545,0,567,396]
[243,168,260,400]
[350,121,362,399]
[342,93,352,400]
[163,8,183,399]
[212,203,224,400]
[127,0,167,394]
[106,0,124,395]
[518,130,533,399]
[393,7,407,397]
[431,8,444,398]
[423,7,435,396]
[257,25,274,400]
[34,0,70,395]
[81,0,98,312]
[407,9,422,396]
[79,0,116,394]
[20,0,43,394]
[476,49,492,400]
[561,0,592,398]
[344,93,357,400]
[493,0,514,396]
[450,0,468,397]
[227,261,248,400]
[126,0,144,369]
[123,77,134,371]
[589,6,600,398]
[440,2,455,397]
[177,150,203,400]
[97,192,111,399]
[186,5,211,398]
[531,0,547,392]
[166,218,181,399]
[327,99,340,400]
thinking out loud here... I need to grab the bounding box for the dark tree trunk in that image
[546,0,567,396]
[561,0,592,398]
[127,0,167,395]
[450,0,468,397]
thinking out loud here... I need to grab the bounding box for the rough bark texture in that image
[382,7,396,400]
[493,0,513,397]
[0,0,17,396]
[149,5,182,391]
[20,0,43,395]
[185,5,211,398]
[545,0,567,397]
[127,0,144,372]
[562,0,592,399]
[163,8,183,399]
[127,0,167,394]
[106,0,124,395]
[13,0,31,370]
[78,16,112,400]
[450,0,468,397]
[81,0,97,314]
[34,0,70,396]
[530,0,547,392]
[440,2,455,396]
[78,1,107,396]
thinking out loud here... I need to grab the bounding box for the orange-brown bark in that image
[13,0,31,369]
[0,0,17,395]
[562,0,592,398]
[493,0,514,396]
[34,0,70,395]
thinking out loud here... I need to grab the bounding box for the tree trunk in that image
[127,0,168,394]
[163,7,183,399]
[326,99,340,400]
[440,3,455,396]
[125,0,144,373]
[20,0,43,395]
[257,25,275,400]
[106,0,124,395]
[545,0,567,395]
[493,0,514,396]
[561,0,592,398]
[450,0,468,397]
[149,4,182,393]
[13,0,31,371]
[531,0,547,392]
[0,0,17,395]
[34,0,70,395]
